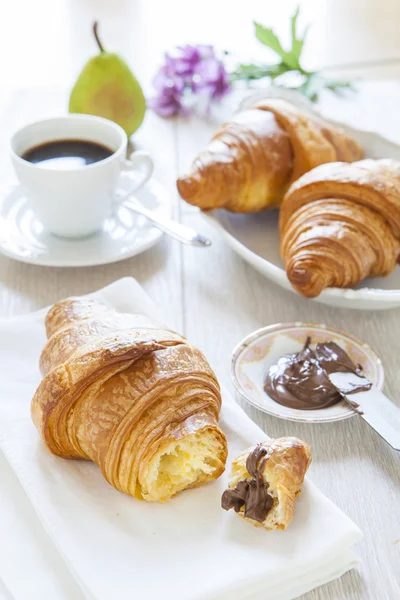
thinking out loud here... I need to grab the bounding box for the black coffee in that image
[21,139,114,169]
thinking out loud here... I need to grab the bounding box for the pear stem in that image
[93,21,105,53]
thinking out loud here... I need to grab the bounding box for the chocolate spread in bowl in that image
[264,337,371,410]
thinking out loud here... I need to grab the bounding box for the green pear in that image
[69,22,146,137]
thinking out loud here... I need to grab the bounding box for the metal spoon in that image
[124,198,211,247]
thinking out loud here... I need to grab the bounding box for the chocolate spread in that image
[221,444,274,523]
[264,337,371,410]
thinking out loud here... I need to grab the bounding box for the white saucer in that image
[231,322,384,423]
[0,180,170,267]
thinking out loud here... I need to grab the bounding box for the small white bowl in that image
[231,322,384,423]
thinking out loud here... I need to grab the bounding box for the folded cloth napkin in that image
[0,277,361,600]
[0,451,86,600]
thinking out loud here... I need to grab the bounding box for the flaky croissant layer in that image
[31,298,227,502]
[280,159,400,297]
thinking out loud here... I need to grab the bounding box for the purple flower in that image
[167,45,216,78]
[147,63,185,117]
[192,57,231,101]
[148,44,231,118]
[166,45,200,77]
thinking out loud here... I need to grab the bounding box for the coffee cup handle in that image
[116,151,154,204]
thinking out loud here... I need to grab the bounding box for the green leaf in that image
[229,6,355,104]
[324,79,355,93]
[230,62,288,82]
[254,6,307,71]
[290,7,308,66]
[297,72,321,101]
[286,74,354,102]
[268,63,291,80]
[254,22,296,66]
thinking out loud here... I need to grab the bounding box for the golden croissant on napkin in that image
[31,298,227,502]
[280,158,400,297]
[177,99,363,212]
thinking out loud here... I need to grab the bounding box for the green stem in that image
[93,22,105,53]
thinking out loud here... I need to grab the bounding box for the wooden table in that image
[1,1,399,598]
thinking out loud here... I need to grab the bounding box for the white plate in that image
[0,179,170,267]
[204,88,400,310]
[231,322,384,423]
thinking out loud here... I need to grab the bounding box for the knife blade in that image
[329,371,400,451]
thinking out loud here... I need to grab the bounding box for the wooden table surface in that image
[1,1,399,598]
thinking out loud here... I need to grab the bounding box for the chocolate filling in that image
[264,337,371,411]
[221,444,274,523]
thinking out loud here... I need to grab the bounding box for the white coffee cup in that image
[10,114,154,238]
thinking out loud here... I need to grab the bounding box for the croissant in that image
[31,298,228,502]
[177,99,363,212]
[221,437,311,530]
[280,159,400,297]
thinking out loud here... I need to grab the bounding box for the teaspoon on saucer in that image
[124,197,211,247]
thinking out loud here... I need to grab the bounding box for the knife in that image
[329,371,400,451]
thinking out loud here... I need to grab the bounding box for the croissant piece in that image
[280,159,400,297]
[177,99,363,213]
[221,437,311,530]
[31,298,227,502]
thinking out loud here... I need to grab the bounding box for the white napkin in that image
[0,277,361,600]
[0,451,86,600]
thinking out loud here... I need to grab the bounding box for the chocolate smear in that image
[221,444,274,523]
[264,338,372,411]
